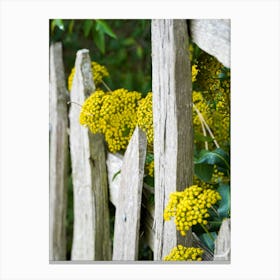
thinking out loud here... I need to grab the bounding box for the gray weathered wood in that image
[214,218,231,261]
[106,152,123,207]
[152,20,194,260]
[106,153,155,251]
[189,19,230,68]
[69,49,111,260]
[112,127,147,260]
[49,42,69,261]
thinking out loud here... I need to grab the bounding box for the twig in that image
[101,80,112,92]
[193,104,220,149]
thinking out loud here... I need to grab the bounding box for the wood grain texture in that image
[190,19,230,68]
[106,152,123,207]
[152,20,194,260]
[49,42,69,261]
[214,218,231,261]
[112,127,147,260]
[69,49,111,260]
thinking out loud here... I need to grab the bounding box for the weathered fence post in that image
[112,127,147,260]
[69,49,111,260]
[49,42,69,261]
[189,19,230,68]
[152,19,194,260]
[214,218,231,261]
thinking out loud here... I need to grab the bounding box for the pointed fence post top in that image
[71,49,95,101]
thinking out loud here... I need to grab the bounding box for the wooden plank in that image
[214,218,231,261]
[189,19,230,68]
[49,42,69,261]
[152,19,194,260]
[112,127,147,260]
[69,49,111,260]
[106,152,123,207]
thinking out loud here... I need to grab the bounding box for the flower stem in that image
[193,104,220,149]
[101,80,112,92]
[200,223,215,242]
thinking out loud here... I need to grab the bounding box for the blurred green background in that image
[50,19,152,94]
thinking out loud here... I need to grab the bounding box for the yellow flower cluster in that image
[212,165,225,184]
[195,52,222,96]
[192,89,230,150]
[79,88,141,153]
[163,185,221,236]
[164,245,203,261]
[192,51,230,151]
[192,65,199,82]
[68,61,109,91]
[137,92,153,144]
[145,160,154,177]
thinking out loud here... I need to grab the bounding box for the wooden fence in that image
[49,19,230,262]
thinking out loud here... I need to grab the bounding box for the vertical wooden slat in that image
[49,42,68,261]
[69,49,111,260]
[152,19,193,260]
[112,127,147,260]
[214,218,231,261]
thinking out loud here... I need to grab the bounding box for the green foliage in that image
[198,232,217,252]
[217,183,230,218]
[49,19,151,93]
[195,148,230,172]
[194,163,214,183]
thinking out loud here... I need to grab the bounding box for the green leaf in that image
[195,148,230,170]
[51,19,64,32]
[112,170,121,181]
[208,220,223,231]
[93,29,105,54]
[95,20,117,39]
[83,20,93,37]
[194,163,213,182]
[145,153,154,164]
[199,232,217,252]
[68,20,75,33]
[217,183,230,218]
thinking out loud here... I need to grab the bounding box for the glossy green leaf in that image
[195,148,230,170]
[93,29,105,54]
[217,183,230,218]
[95,20,117,39]
[199,232,217,252]
[83,20,93,37]
[208,220,223,232]
[194,163,213,182]
[68,20,75,33]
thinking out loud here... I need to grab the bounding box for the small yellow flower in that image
[79,88,141,153]
[164,246,204,261]
[163,185,221,236]
[137,92,153,144]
